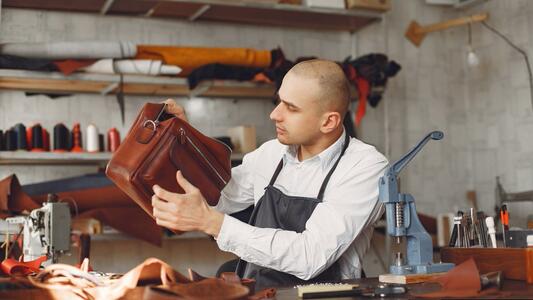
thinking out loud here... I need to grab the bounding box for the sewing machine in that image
[5,194,71,265]
[378,131,454,275]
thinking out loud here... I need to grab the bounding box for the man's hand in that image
[152,171,224,237]
[163,98,188,122]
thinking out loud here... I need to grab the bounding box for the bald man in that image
[152,59,388,288]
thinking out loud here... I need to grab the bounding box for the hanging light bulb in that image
[467,46,480,67]
[466,23,480,67]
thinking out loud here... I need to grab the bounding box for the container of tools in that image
[443,206,533,283]
[440,247,533,283]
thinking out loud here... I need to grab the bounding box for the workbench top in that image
[1,277,532,299]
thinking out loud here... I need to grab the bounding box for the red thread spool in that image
[107,128,121,152]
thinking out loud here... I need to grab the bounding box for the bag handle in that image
[142,103,168,131]
[136,103,170,144]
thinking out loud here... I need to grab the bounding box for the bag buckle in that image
[142,103,168,131]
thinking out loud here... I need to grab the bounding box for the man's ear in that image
[320,112,342,134]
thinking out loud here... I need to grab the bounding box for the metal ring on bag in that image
[143,120,158,131]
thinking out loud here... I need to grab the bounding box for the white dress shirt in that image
[215,131,388,280]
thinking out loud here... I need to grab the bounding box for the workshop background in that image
[1,0,532,277]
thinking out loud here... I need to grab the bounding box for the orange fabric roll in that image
[135,45,271,76]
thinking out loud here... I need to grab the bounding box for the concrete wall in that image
[357,0,533,226]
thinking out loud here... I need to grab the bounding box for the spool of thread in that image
[53,123,70,152]
[71,123,83,152]
[13,123,27,150]
[43,128,50,151]
[30,124,45,152]
[26,126,33,150]
[107,128,121,152]
[4,129,17,151]
[0,130,4,151]
[98,134,105,152]
[86,124,99,153]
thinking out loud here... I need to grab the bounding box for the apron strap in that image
[267,159,284,187]
[268,131,351,201]
[316,132,350,200]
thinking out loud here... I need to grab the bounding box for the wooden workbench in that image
[1,277,532,299]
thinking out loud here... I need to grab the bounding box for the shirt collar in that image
[283,128,347,171]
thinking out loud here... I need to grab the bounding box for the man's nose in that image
[270,103,282,121]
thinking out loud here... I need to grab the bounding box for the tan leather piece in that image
[23,258,274,300]
[87,258,191,300]
[135,46,271,76]
[106,103,232,226]
[27,258,190,300]
[154,279,249,300]
[415,258,509,298]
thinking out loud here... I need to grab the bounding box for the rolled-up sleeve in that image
[216,158,388,280]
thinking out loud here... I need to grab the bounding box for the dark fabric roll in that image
[31,124,44,151]
[187,63,263,90]
[4,129,17,151]
[53,123,70,152]
[0,55,58,72]
[13,123,27,150]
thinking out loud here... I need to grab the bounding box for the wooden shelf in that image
[3,0,382,32]
[0,150,245,165]
[0,69,276,99]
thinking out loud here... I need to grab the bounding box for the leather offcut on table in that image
[23,257,275,300]
[414,258,511,298]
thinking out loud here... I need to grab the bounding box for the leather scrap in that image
[414,258,510,298]
[0,256,47,276]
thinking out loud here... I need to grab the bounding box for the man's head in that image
[270,59,350,146]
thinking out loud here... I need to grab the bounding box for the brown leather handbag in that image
[105,102,231,220]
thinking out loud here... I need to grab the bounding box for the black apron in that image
[236,133,350,289]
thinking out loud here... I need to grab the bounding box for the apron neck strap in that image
[316,132,350,200]
[268,132,351,200]
[268,159,284,187]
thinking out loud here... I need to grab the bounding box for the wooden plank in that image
[0,77,108,94]
[3,0,381,32]
[379,272,445,284]
[0,76,276,98]
[2,0,105,13]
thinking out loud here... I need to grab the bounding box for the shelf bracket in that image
[100,82,119,95]
[100,0,115,15]
[145,3,161,17]
[189,80,212,98]
[189,4,211,22]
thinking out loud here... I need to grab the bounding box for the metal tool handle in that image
[391,131,443,176]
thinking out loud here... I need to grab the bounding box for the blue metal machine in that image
[379,131,454,275]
